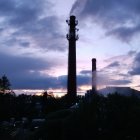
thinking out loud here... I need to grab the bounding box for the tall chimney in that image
[92,58,96,92]
[66,15,78,103]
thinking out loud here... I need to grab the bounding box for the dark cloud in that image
[129,52,140,75]
[109,79,131,85]
[19,42,30,47]
[79,68,131,88]
[12,73,57,89]
[97,72,132,86]
[106,25,140,42]
[57,75,67,89]
[0,52,59,89]
[52,74,91,90]
[0,0,68,89]
[118,73,129,77]
[28,16,65,51]
[77,75,91,85]
[106,61,120,68]
[0,0,65,52]
[0,0,15,15]
[0,28,4,32]
[10,1,44,26]
[0,52,92,89]
[0,0,45,24]
[71,0,140,41]
[0,53,52,73]
[128,50,137,56]
[80,70,91,75]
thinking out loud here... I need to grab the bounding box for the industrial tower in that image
[66,15,79,103]
[92,58,96,92]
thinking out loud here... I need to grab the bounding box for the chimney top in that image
[92,58,96,62]
[70,15,76,19]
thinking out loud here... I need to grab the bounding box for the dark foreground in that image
[32,93,140,140]
[1,93,140,140]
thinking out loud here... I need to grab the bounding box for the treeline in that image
[32,93,140,140]
[0,91,69,121]
[0,75,70,120]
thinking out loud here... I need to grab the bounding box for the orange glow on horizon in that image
[79,85,91,91]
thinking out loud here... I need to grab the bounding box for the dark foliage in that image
[0,91,71,140]
[32,93,140,140]
[0,92,68,121]
[0,75,11,93]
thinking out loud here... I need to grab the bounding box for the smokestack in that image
[66,15,79,103]
[92,58,96,92]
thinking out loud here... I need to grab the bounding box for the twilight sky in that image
[0,0,140,93]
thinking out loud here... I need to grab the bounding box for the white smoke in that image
[70,0,87,16]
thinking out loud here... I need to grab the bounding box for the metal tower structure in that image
[66,15,79,103]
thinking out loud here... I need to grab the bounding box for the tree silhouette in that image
[31,93,140,140]
[0,75,11,93]
[0,78,2,91]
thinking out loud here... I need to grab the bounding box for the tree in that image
[0,78,2,91]
[0,75,11,93]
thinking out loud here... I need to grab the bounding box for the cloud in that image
[0,52,59,89]
[80,70,91,75]
[0,53,52,73]
[1,50,133,90]
[0,0,15,15]
[109,79,131,85]
[106,25,140,42]
[129,52,140,75]
[0,0,70,90]
[0,52,92,89]
[78,55,132,88]
[0,0,45,26]
[53,74,91,90]
[19,42,30,47]
[96,71,132,87]
[71,0,140,42]
[105,61,120,68]
[0,0,66,52]
[79,67,132,89]
[98,51,135,86]
[77,75,91,85]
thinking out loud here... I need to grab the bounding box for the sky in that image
[0,0,140,94]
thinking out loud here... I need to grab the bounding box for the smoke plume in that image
[70,0,87,16]
[70,0,140,42]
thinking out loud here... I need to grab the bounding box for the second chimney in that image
[92,58,96,92]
